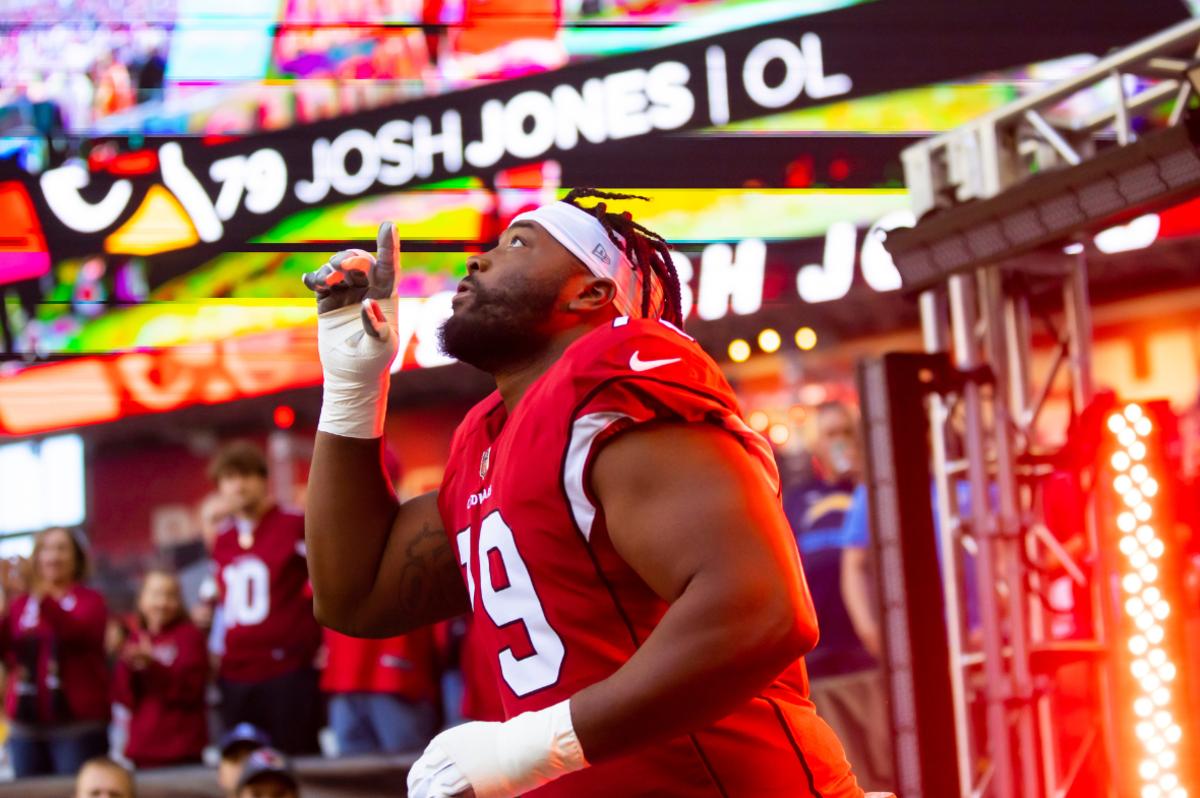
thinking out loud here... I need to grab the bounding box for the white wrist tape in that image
[413,700,587,798]
[316,298,398,439]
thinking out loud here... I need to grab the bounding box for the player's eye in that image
[509,235,526,248]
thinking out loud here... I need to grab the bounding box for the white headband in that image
[511,201,664,319]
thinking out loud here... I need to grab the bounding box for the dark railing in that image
[0,753,417,798]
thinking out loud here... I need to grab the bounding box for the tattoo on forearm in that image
[397,521,465,621]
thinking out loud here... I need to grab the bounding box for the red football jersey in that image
[213,506,322,682]
[459,616,505,721]
[437,318,862,798]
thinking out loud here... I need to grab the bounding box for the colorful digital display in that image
[1,0,1193,436]
[19,185,911,354]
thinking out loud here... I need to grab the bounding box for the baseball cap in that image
[218,723,271,757]
[235,747,297,792]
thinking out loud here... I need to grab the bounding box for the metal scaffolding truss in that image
[886,19,1200,798]
[902,17,1200,222]
[917,254,1113,798]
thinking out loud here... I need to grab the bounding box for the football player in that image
[303,189,865,798]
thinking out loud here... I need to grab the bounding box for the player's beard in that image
[439,272,562,372]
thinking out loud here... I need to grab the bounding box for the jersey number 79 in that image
[456,512,566,697]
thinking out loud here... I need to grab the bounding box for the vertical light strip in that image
[1109,404,1186,798]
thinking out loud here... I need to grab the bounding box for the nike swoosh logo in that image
[629,351,682,372]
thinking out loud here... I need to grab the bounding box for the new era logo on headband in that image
[591,243,611,265]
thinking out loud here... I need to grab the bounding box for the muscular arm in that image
[305,433,470,638]
[570,423,817,761]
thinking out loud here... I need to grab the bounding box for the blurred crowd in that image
[0,0,171,168]
[0,439,474,795]
[0,410,897,793]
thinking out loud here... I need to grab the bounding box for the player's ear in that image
[567,275,617,313]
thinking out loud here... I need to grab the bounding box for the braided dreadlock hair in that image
[561,188,685,327]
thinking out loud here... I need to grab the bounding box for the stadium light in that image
[758,328,782,353]
[1108,404,1187,798]
[273,404,296,430]
[728,339,752,363]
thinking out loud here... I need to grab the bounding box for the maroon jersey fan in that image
[438,317,858,797]
[213,508,320,683]
[1,587,110,727]
[209,441,323,756]
[114,614,209,767]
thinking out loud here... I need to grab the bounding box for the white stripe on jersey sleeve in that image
[564,411,629,542]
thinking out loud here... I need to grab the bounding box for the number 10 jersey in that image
[212,506,322,683]
[438,317,862,798]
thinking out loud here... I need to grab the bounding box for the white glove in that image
[303,222,400,439]
[407,700,588,798]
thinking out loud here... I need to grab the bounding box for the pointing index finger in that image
[369,221,399,299]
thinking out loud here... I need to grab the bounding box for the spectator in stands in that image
[113,569,209,768]
[783,401,893,791]
[133,44,166,104]
[74,755,136,798]
[183,492,232,753]
[432,618,467,728]
[217,723,271,797]
[92,52,134,118]
[0,527,110,777]
[179,492,232,632]
[209,442,322,755]
[322,618,438,754]
[235,747,299,798]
